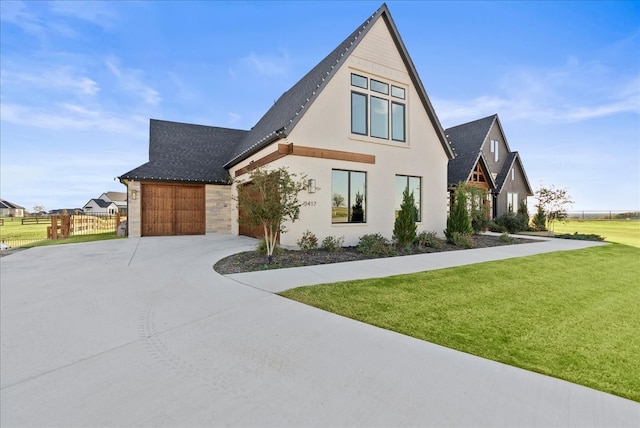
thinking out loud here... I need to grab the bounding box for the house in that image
[120,3,454,246]
[49,208,85,215]
[0,199,25,217]
[99,192,128,213]
[83,199,119,215]
[446,114,533,218]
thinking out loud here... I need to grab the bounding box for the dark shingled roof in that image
[225,3,453,167]
[121,4,453,182]
[445,115,497,187]
[120,119,247,184]
[494,151,533,195]
[0,199,25,210]
[87,199,115,208]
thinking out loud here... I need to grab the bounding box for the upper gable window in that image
[351,73,406,143]
[351,74,367,89]
[490,139,499,162]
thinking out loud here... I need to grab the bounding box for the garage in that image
[141,183,205,236]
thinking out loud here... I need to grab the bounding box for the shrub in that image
[393,187,417,247]
[358,233,394,256]
[555,232,605,242]
[488,220,507,233]
[321,235,344,252]
[492,213,528,233]
[450,232,475,249]
[297,230,318,251]
[471,212,490,234]
[256,237,282,255]
[531,204,547,231]
[498,232,515,244]
[445,186,473,242]
[415,231,443,249]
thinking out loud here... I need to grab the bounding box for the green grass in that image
[281,244,640,401]
[0,217,49,240]
[552,220,640,247]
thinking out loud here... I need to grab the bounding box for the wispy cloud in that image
[49,1,118,29]
[238,51,292,77]
[2,67,100,96]
[106,57,162,105]
[435,58,639,126]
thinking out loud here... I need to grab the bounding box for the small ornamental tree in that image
[445,185,473,242]
[234,167,307,263]
[458,182,489,233]
[535,184,574,232]
[393,187,417,248]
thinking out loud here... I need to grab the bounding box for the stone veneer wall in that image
[127,180,142,237]
[206,185,232,234]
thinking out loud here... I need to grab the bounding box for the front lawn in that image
[552,220,640,247]
[280,244,640,401]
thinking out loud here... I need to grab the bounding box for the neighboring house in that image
[120,4,454,245]
[49,208,85,215]
[99,191,128,213]
[83,199,119,215]
[446,114,533,218]
[0,199,25,217]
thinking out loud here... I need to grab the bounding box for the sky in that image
[1,0,639,213]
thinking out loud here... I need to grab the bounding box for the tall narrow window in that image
[395,175,421,221]
[370,96,389,139]
[351,92,367,135]
[494,141,499,162]
[392,102,405,141]
[507,192,518,213]
[511,168,515,181]
[332,170,367,223]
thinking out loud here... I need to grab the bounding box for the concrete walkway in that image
[1,235,637,427]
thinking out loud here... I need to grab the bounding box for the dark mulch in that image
[214,234,537,274]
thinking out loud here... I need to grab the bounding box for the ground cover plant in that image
[280,244,640,401]
[552,220,640,248]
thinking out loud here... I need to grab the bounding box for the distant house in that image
[119,4,454,245]
[99,191,127,213]
[49,208,84,215]
[83,199,119,215]
[446,114,533,218]
[0,199,25,217]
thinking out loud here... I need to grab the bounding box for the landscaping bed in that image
[214,234,537,274]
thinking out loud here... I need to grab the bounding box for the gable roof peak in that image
[225,2,452,168]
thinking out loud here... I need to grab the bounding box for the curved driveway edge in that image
[227,235,609,293]
[1,234,637,427]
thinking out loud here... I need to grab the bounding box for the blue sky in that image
[1,1,638,212]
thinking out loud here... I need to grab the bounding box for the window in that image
[332,170,366,223]
[507,192,518,213]
[511,168,515,181]
[351,73,406,142]
[351,92,367,135]
[395,175,421,222]
[490,140,499,162]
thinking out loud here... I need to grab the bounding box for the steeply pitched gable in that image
[225,3,453,168]
[494,152,533,195]
[121,119,247,184]
[446,114,500,186]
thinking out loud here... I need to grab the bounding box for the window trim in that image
[350,72,406,143]
[395,174,422,222]
[332,169,367,224]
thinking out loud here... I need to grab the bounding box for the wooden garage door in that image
[142,183,205,236]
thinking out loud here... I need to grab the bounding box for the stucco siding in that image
[229,18,449,247]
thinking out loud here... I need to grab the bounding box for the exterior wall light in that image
[307,179,317,193]
[131,189,137,200]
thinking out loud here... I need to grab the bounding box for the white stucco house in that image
[119,3,454,246]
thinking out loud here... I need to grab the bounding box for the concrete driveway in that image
[1,235,638,427]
